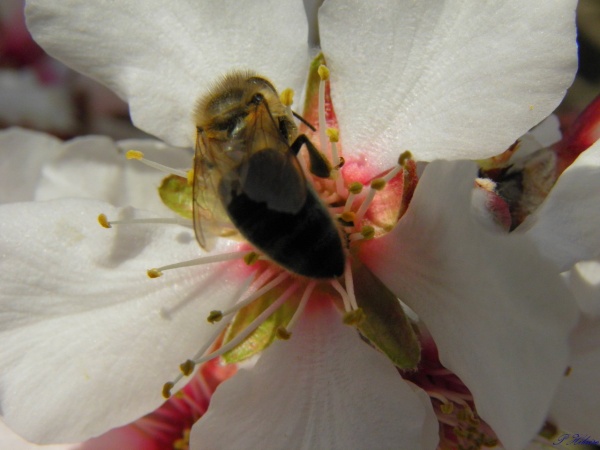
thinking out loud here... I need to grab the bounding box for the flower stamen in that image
[162,313,232,398]
[146,251,249,278]
[97,213,184,229]
[317,64,330,158]
[353,159,405,226]
[243,251,260,265]
[163,272,256,394]
[331,279,351,311]
[185,282,301,370]
[285,280,317,332]
[348,225,375,242]
[343,182,363,213]
[338,210,355,227]
[125,150,189,179]
[330,257,359,315]
[343,257,358,310]
[217,271,289,319]
[354,180,381,225]
[326,127,346,197]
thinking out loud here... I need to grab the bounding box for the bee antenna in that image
[292,111,316,132]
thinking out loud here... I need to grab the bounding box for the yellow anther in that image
[454,428,468,438]
[173,438,187,450]
[125,150,144,160]
[162,382,174,399]
[370,178,386,191]
[173,429,191,450]
[219,229,238,238]
[484,438,499,447]
[342,308,365,326]
[186,168,194,185]
[468,414,480,426]
[340,211,355,224]
[276,326,291,340]
[360,225,375,240]
[326,128,339,143]
[349,182,363,195]
[318,64,330,81]
[147,268,163,278]
[440,402,454,414]
[457,408,475,422]
[398,150,413,166]
[97,214,111,229]
[280,88,294,107]
[207,310,223,323]
[243,251,260,266]
[179,359,195,376]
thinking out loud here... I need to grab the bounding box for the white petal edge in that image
[0,420,78,450]
[0,198,249,443]
[0,127,64,203]
[361,160,578,450]
[191,301,438,450]
[520,139,600,272]
[549,318,600,438]
[510,114,562,162]
[25,0,311,147]
[563,260,600,318]
[319,0,577,169]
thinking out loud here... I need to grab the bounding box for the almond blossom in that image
[0,1,586,449]
[519,98,600,442]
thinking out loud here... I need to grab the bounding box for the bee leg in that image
[290,134,332,179]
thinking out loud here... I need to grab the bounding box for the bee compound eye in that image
[250,93,264,105]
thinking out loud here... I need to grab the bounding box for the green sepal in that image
[221,286,298,363]
[351,258,421,370]
[158,174,193,219]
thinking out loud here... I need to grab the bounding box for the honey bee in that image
[193,71,345,279]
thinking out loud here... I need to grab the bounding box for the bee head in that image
[194,71,286,131]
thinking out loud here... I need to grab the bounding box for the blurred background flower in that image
[0,0,146,139]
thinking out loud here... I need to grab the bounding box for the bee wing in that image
[239,102,307,214]
[193,131,237,250]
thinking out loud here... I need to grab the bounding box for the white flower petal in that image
[511,114,562,162]
[0,127,63,203]
[550,319,600,437]
[0,420,77,450]
[35,136,191,212]
[361,160,578,450]
[0,199,247,443]
[564,260,600,318]
[521,140,600,272]
[191,301,438,450]
[409,382,442,450]
[319,0,577,169]
[25,0,311,147]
